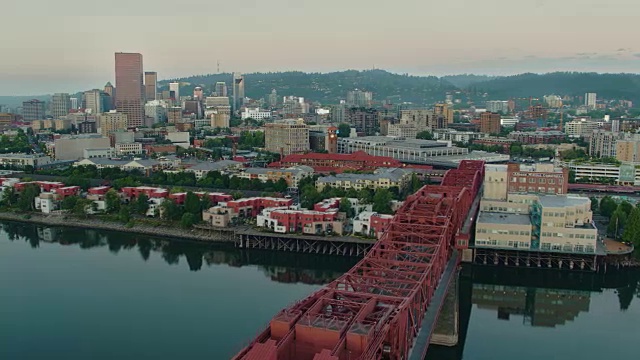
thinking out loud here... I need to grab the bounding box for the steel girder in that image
[234,161,486,360]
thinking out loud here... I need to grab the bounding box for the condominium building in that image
[346,90,373,107]
[485,100,510,113]
[98,111,128,136]
[22,99,46,121]
[346,107,379,135]
[264,119,309,156]
[588,130,620,158]
[585,93,597,109]
[399,109,446,132]
[508,131,566,144]
[387,123,418,138]
[565,119,598,137]
[433,129,487,143]
[210,106,231,128]
[0,153,52,168]
[145,100,168,123]
[480,112,501,134]
[236,166,314,187]
[51,93,71,118]
[434,104,454,124]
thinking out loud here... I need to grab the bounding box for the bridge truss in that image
[234,160,485,360]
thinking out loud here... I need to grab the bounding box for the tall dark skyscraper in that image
[144,71,157,101]
[232,73,244,113]
[115,52,144,127]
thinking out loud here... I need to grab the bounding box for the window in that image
[539,178,546,184]
[548,179,555,185]
[520,178,526,183]
[551,244,562,251]
[529,178,536,183]
[575,244,585,252]
[541,243,551,250]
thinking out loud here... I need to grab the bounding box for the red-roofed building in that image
[257,208,342,235]
[88,186,111,196]
[314,198,340,212]
[270,151,421,173]
[54,186,81,198]
[121,186,169,200]
[224,197,294,217]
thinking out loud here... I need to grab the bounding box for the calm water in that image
[1,222,639,360]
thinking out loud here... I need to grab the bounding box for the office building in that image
[308,126,338,154]
[387,124,419,138]
[480,112,501,134]
[103,82,115,110]
[264,119,309,156]
[98,111,128,136]
[145,100,168,124]
[167,107,182,124]
[210,107,231,128]
[565,118,599,137]
[51,93,71,118]
[22,99,46,121]
[241,108,271,120]
[282,96,309,115]
[268,89,278,108]
[115,142,143,156]
[337,136,468,164]
[70,98,79,110]
[215,82,227,97]
[115,52,144,127]
[588,130,620,158]
[144,72,157,101]
[83,89,109,114]
[346,90,373,107]
[485,100,510,114]
[433,129,487,143]
[585,93,597,109]
[169,82,180,101]
[54,134,111,160]
[0,113,17,128]
[483,163,569,202]
[205,97,230,108]
[434,103,454,124]
[193,86,204,101]
[346,108,379,135]
[78,120,97,134]
[399,109,447,132]
[508,131,566,144]
[232,73,245,113]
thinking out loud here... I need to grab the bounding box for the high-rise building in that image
[70,98,79,110]
[145,100,168,124]
[115,52,144,127]
[193,87,204,101]
[485,100,510,114]
[98,111,128,136]
[282,96,309,115]
[22,99,46,121]
[169,82,180,101]
[543,95,563,108]
[167,107,182,124]
[346,90,373,107]
[434,103,454,124]
[215,82,227,97]
[346,108,379,135]
[104,82,115,110]
[232,73,245,113]
[210,107,231,128]
[51,93,71,118]
[400,109,442,131]
[265,119,309,156]
[83,89,110,115]
[480,112,501,134]
[585,93,597,109]
[144,72,157,101]
[589,130,620,158]
[268,89,278,108]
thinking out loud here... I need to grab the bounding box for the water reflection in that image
[0,222,356,285]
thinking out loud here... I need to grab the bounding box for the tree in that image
[184,192,201,215]
[618,201,633,216]
[61,195,80,210]
[409,173,422,193]
[181,213,196,229]
[416,130,433,140]
[301,185,322,210]
[358,188,374,204]
[135,194,150,215]
[338,197,354,218]
[118,206,131,223]
[372,189,393,214]
[105,189,121,213]
[18,184,40,212]
[622,207,640,246]
[72,199,93,217]
[338,123,351,138]
[274,178,288,193]
[160,199,182,221]
[599,196,618,218]
[0,187,17,207]
[608,209,628,238]
[589,197,599,212]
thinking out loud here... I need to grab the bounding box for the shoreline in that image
[0,212,235,244]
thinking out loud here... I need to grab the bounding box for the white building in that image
[433,129,487,143]
[145,100,168,123]
[115,142,143,156]
[501,117,520,127]
[241,108,272,120]
[0,153,52,168]
[166,131,190,149]
[485,100,510,113]
[564,119,599,138]
[54,135,112,160]
[83,148,116,159]
[169,82,180,102]
[585,93,597,109]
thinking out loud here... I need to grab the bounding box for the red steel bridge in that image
[233,160,485,360]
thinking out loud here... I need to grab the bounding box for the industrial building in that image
[337,136,468,164]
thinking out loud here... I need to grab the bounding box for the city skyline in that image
[1,0,638,95]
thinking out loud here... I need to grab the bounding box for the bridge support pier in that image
[430,272,459,347]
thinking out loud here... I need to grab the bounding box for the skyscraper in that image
[346,89,373,107]
[585,93,597,109]
[51,93,71,118]
[115,52,144,127]
[215,82,227,97]
[480,112,501,134]
[232,73,245,113]
[169,82,180,101]
[144,72,158,101]
[268,89,278,108]
[22,99,46,121]
[70,98,79,110]
[83,89,109,114]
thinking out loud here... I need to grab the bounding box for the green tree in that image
[618,201,633,216]
[73,199,93,217]
[274,178,288,193]
[0,187,17,207]
[608,209,628,238]
[135,194,150,215]
[372,189,393,214]
[105,189,121,213]
[599,196,618,218]
[230,191,243,200]
[180,212,196,229]
[589,197,599,212]
[338,197,354,218]
[18,184,40,212]
[416,130,433,140]
[61,195,80,210]
[338,123,351,138]
[118,205,131,223]
[358,188,374,204]
[622,207,640,246]
[301,185,322,210]
[184,192,201,215]
[160,199,182,221]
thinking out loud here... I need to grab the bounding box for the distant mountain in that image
[441,74,497,88]
[0,95,49,109]
[160,70,457,105]
[469,72,640,103]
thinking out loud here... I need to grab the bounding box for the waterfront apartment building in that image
[97,111,128,136]
[264,119,309,156]
[115,52,144,127]
[480,112,501,134]
[51,93,71,118]
[144,72,157,101]
[22,99,46,121]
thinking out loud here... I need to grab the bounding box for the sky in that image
[1,0,638,95]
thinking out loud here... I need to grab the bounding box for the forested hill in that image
[159,70,457,105]
[469,72,640,103]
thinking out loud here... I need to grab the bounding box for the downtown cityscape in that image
[2,2,640,359]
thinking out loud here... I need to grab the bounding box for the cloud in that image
[617,48,630,52]
[634,53,640,58]
[576,52,598,56]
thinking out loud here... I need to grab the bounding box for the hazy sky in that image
[1,0,638,95]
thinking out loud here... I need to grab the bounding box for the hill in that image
[441,74,497,88]
[469,72,640,103]
[0,95,49,109]
[159,70,457,105]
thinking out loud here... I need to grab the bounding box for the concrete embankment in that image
[0,212,235,243]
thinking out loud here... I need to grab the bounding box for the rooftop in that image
[537,195,590,208]
[478,212,532,226]
[187,160,242,171]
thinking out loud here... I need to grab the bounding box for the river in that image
[1,222,638,360]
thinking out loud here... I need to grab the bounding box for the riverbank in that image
[0,212,235,243]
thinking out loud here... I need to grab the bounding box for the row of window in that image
[509,186,558,194]
[477,229,530,236]
[513,177,557,185]
[540,232,596,240]
[476,239,531,248]
[540,243,595,253]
